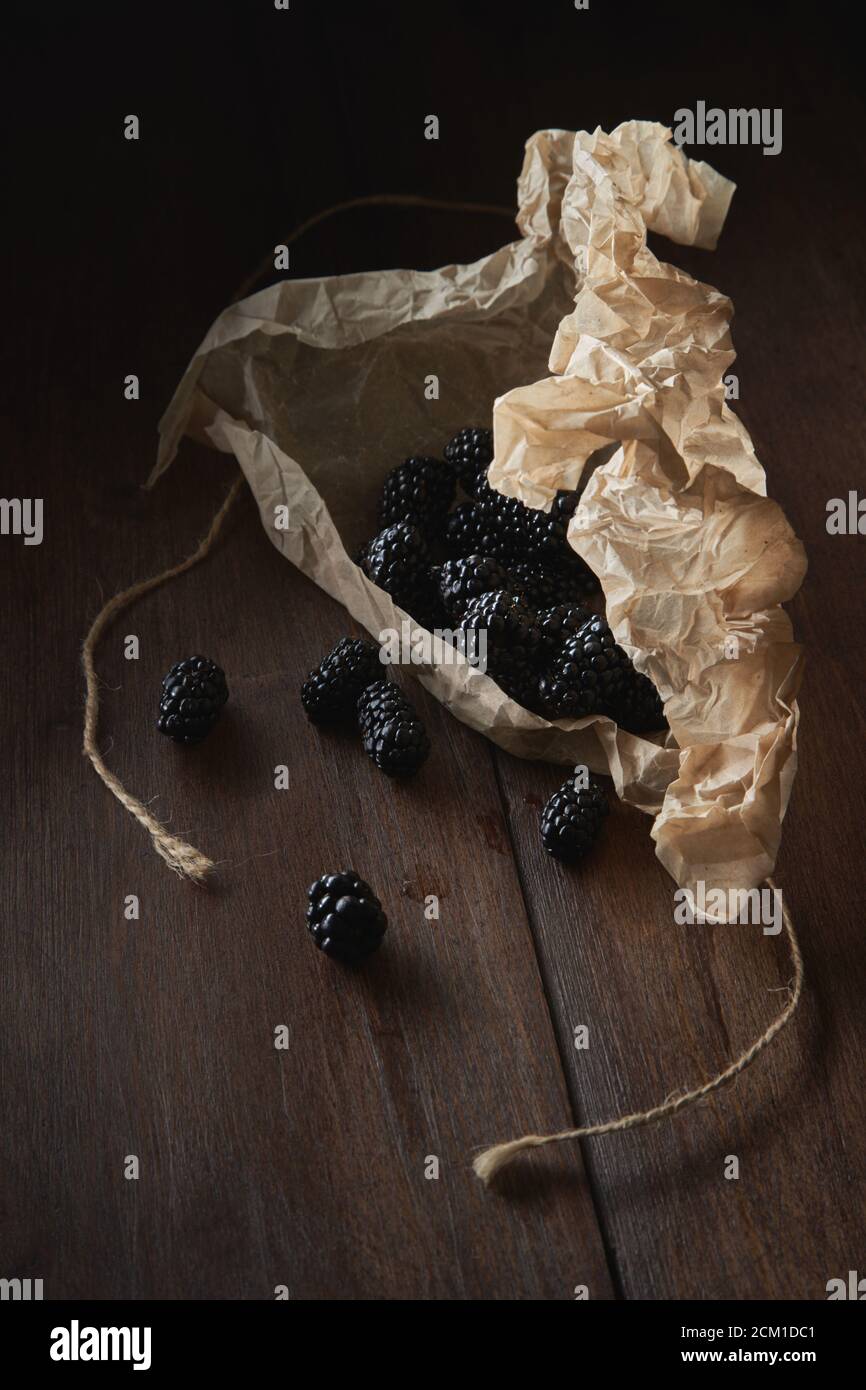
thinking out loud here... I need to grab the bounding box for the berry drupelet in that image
[157,656,228,744]
[356,680,431,776]
[360,521,434,617]
[540,776,609,863]
[306,871,387,964]
[377,455,455,530]
[300,636,384,725]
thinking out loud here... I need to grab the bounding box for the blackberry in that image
[157,656,228,744]
[357,680,431,776]
[523,502,571,564]
[361,522,434,616]
[377,456,455,530]
[550,488,581,523]
[506,559,597,610]
[459,589,543,706]
[612,670,667,735]
[540,776,609,863]
[306,871,387,964]
[446,502,491,557]
[443,426,493,497]
[300,636,384,725]
[434,554,510,619]
[537,616,631,720]
[475,482,530,559]
[533,603,593,661]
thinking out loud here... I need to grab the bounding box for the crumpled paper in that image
[152,121,806,899]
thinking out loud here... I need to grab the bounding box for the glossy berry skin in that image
[533,604,593,661]
[459,589,544,708]
[300,637,384,725]
[306,871,387,964]
[434,554,510,619]
[377,456,455,530]
[540,777,609,863]
[360,522,433,616]
[443,426,494,497]
[507,558,599,609]
[538,617,630,720]
[157,656,228,744]
[356,680,431,776]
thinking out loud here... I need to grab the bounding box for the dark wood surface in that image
[2,2,864,1300]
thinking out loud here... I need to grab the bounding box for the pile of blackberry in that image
[353,424,666,735]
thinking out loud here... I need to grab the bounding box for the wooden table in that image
[3,4,863,1300]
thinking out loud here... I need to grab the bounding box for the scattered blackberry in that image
[357,680,431,776]
[377,456,455,530]
[157,656,228,744]
[361,522,434,616]
[540,776,609,863]
[612,670,667,735]
[459,589,544,707]
[434,554,510,618]
[443,426,493,497]
[306,871,387,964]
[533,603,593,661]
[300,636,384,725]
[537,617,631,720]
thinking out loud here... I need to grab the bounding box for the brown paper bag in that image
[151,121,806,904]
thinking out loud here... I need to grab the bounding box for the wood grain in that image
[2,3,864,1301]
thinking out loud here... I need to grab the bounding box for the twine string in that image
[473,875,803,1185]
[81,476,244,881]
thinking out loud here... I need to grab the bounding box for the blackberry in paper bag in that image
[533,603,593,660]
[361,521,434,616]
[506,559,597,611]
[300,636,384,725]
[612,669,667,735]
[306,871,387,964]
[434,554,510,619]
[157,656,228,745]
[459,589,543,706]
[538,617,630,720]
[443,426,494,497]
[377,455,455,530]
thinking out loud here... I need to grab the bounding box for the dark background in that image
[2,1,865,1300]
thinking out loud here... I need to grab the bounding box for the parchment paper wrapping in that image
[152,122,806,900]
